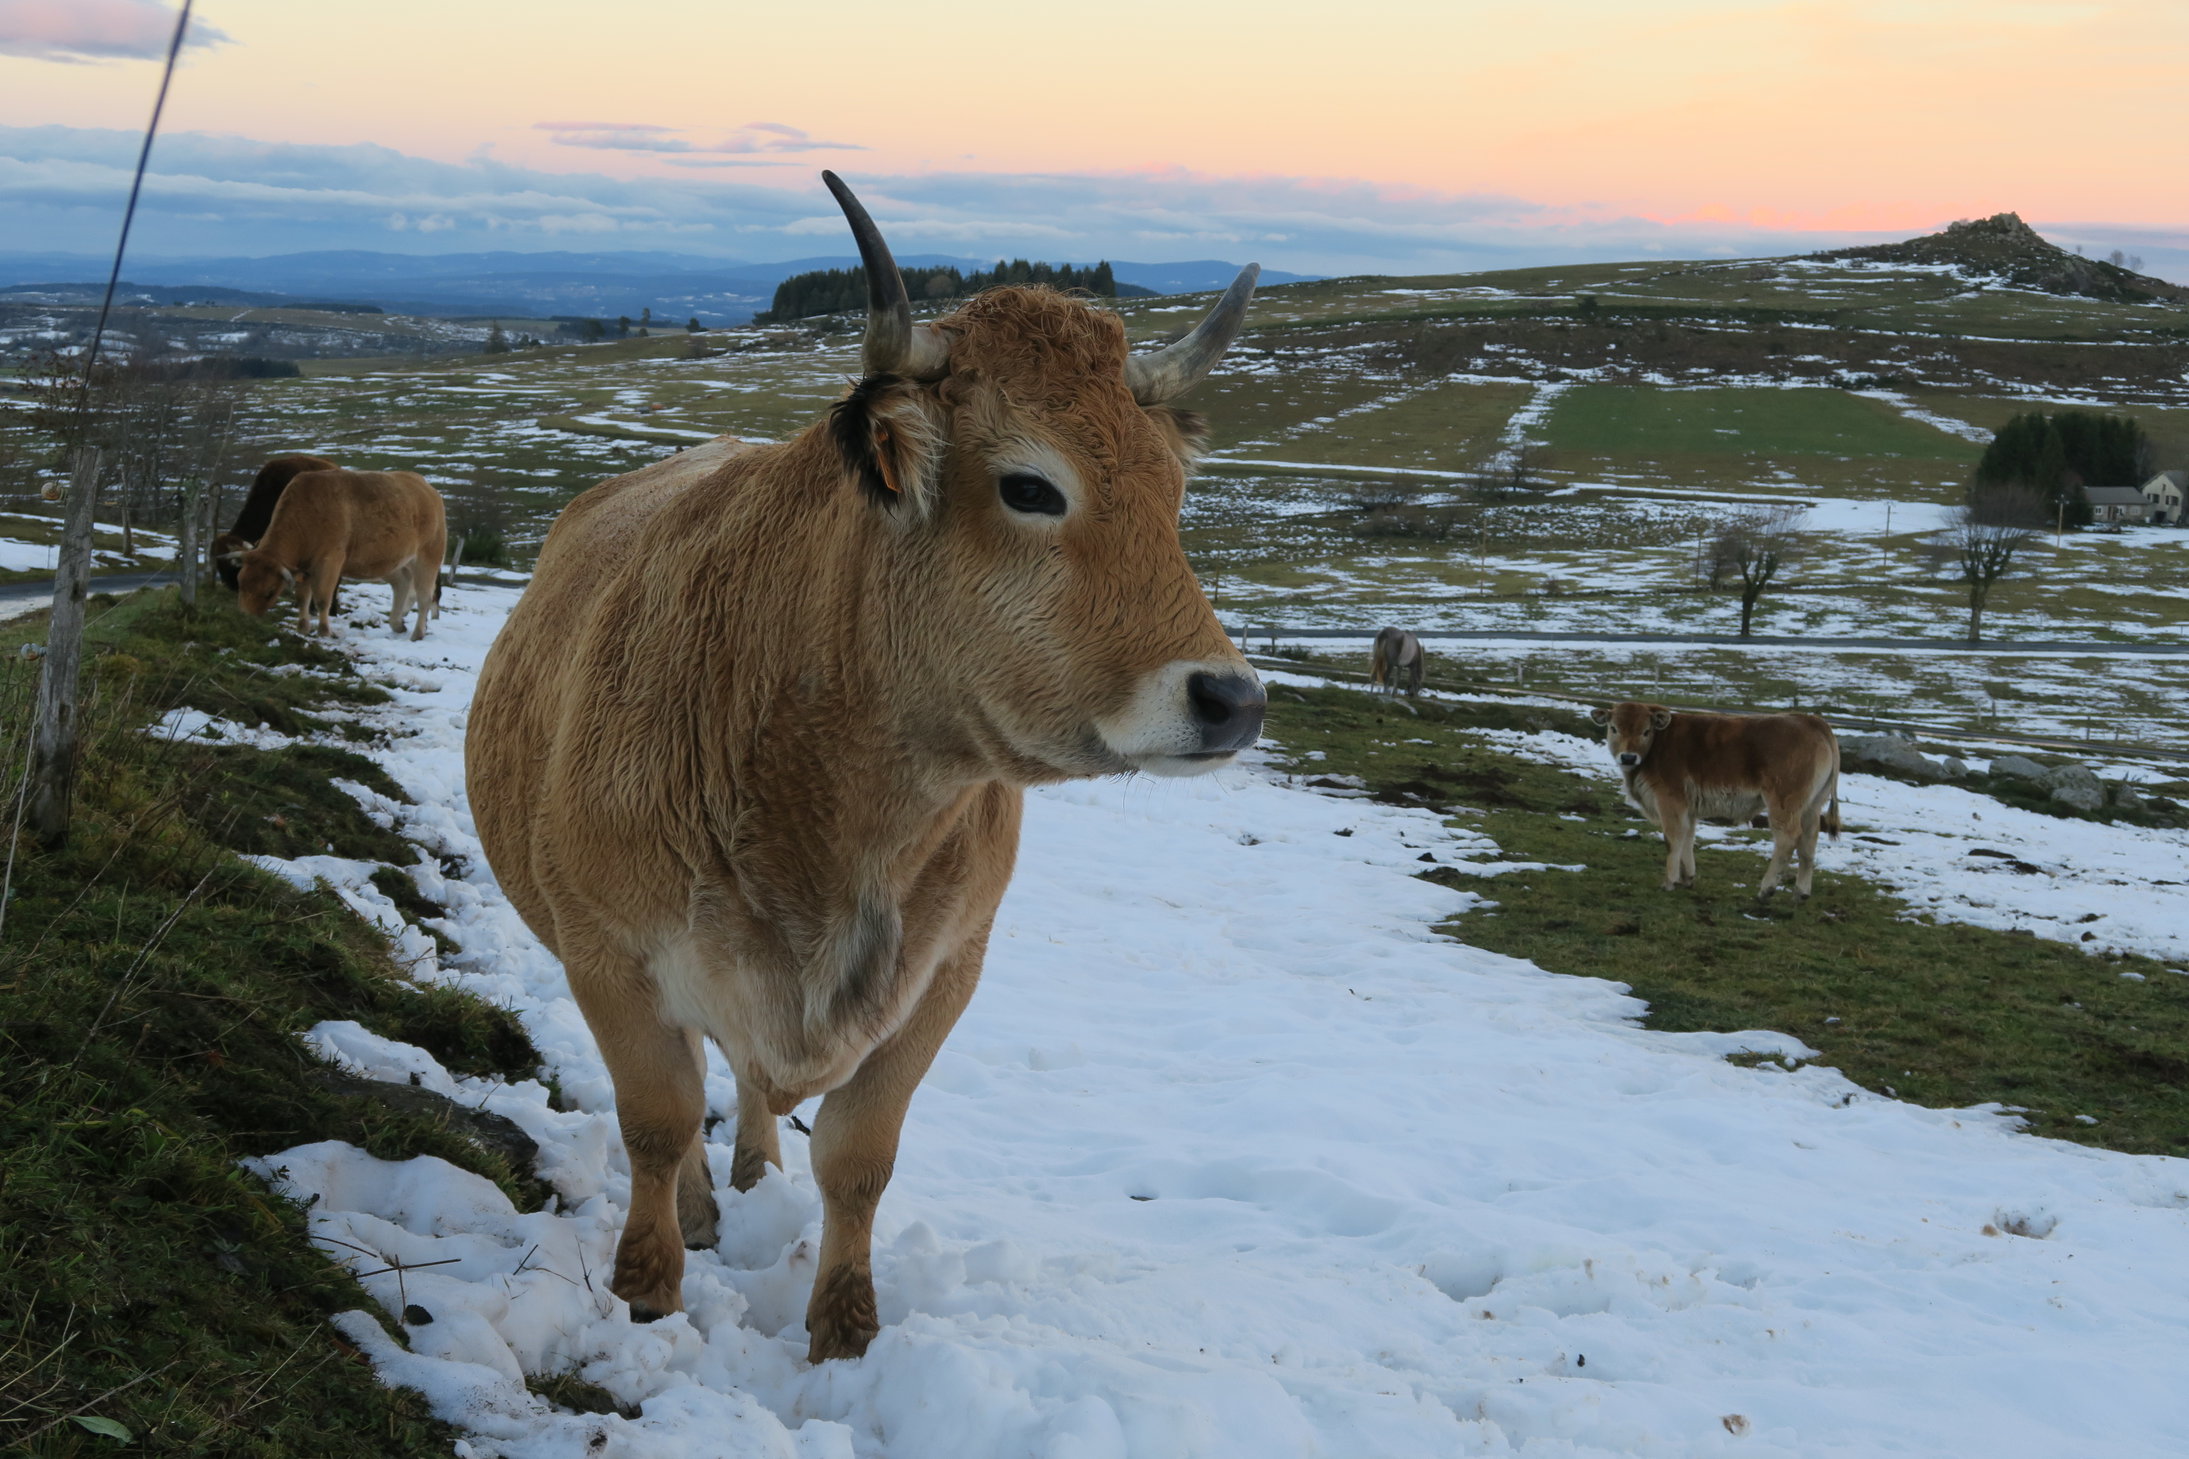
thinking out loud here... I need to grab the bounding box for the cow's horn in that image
[822,171,951,381]
[1124,264,1260,405]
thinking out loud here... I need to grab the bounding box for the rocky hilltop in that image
[1818,212,2186,304]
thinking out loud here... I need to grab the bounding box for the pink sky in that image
[3,0,2184,269]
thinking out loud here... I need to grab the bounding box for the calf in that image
[213,453,338,591]
[1370,627,1424,697]
[1590,701,1840,897]
[236,469,445,639]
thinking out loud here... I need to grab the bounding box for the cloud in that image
[1,124,2181,286]
[0,0,229,62]
[537,120,862,156]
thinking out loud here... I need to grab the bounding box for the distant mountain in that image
[1109,261,1318,294]
[1816,213,2188,304]
[0,250,1318,324]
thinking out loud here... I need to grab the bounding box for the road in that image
[0,569,178,626]
[1225,625,2189,657]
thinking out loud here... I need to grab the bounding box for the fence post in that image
[30,448,103,849]
[178,478,199,608]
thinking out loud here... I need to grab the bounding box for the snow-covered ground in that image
[244,583,2189,1458]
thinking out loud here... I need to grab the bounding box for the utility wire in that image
[69,0,197,426]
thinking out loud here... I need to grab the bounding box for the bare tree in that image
[1950,484,2046,642]
[1710,505,1806,637]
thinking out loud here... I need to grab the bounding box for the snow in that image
[241,582,2189,1457]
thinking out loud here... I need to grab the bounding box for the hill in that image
[1817,212,2189,304]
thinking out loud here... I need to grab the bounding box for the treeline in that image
[755,259,1136,324]
[1973,410,2152,527]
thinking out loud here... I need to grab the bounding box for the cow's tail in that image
[1820,767,1841,840]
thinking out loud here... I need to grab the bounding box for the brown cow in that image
[236,469,446,640]
[213,453,339,591]
[1369,627,1423,697]
[1589,701,1840,898]
[465,172,1265,1362]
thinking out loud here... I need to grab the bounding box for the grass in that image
[0,589,544,1456]
[1260,680,2189,1157]
[1543,384,1978,462]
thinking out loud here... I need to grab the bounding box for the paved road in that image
[0,569,178,625]
[1226,625,2189,657]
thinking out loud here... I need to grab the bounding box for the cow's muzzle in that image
[1186,670,1265,755]
[1617,752,1641,768]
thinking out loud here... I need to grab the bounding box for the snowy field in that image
[242,582,2189,1458]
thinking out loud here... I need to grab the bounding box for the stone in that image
[2043,763,2105,813]
[2109,781,2144,811]
[1989,754,2050,783]
[1940,756,1969,779]
[1839,733,1950,782]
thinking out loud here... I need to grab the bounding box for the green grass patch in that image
[1261,681,2189,1157]
[1545,384,1979,462]
[0,589,542,1455]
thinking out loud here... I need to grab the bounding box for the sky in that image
[1,0,2185,277]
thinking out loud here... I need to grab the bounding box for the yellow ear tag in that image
[872,421,903,495]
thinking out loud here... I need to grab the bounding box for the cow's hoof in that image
[678,1184,720,1250]
[806,1266,879,1363]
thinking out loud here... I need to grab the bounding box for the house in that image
[2142,470,2186,524]
[2084,486,2152,524]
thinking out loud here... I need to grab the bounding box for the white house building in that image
[2085,486,2153,524]
[2142,470,2186,524]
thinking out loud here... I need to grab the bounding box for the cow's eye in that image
[998,472,1066,517]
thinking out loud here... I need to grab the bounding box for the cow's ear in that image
[831,374,943,513]
[1650,707,1674,730]
[1588,705,1612,725]
[1142,405,1210,468]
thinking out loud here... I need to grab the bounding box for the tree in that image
[484,321,510,354]
[1973,409,2151,529]
[1710,506,1806,637]
[686,316,701,333]
[1949,484,2046,642]
[616,315,631,337]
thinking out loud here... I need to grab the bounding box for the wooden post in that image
[177,478,199,608]
[121,500,133,558]
[30,448,102,849]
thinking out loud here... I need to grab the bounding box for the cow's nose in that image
[1186,670,1265,753]
[1617,752,1640,767]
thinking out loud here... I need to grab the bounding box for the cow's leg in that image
[804,936,985,1363]
[1794,804,1823,899]
[1658,806,1693,890]
[317,554,345,637]
[1758,817,1797,899]
[728,1065,789,1192]
[566,951,710,1321]
[387,565,415,637]
[411,557,439,640]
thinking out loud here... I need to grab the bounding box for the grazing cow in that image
[213,453,339,591]
[465,172,1265,1362]
[1589,701,1840,897]
[1369,627,1424,697]
[235,469,446,639]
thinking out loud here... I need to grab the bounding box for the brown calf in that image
[1590,701,1840,897]
[465,173,1265,1362]
[236,469,445,640]
[213,453,338,591]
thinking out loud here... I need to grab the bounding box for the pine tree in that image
[483,321,509,354]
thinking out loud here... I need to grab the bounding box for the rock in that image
[2044,763,2105,813]
[1839,733,1950,782]
[1989,754,2050,783]
[1940,756,1969,779]
[2109,781,2143,811]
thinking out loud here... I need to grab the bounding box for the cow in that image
[465,172,1266,1362]
[1369,627,1424,697]
[235,469,446,640]
[1589,701,1840,898]
[213,453,339,591]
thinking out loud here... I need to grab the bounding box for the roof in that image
[2084,486,2150,506]
[2144,470,2188,491]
